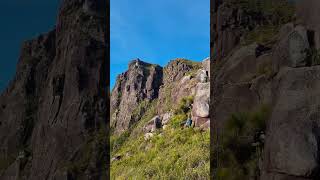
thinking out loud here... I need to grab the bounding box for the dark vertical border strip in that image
[106,0,111,179]
[210,0,221,179]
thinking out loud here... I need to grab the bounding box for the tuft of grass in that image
[305,48,320,66]
[230,0,296,45]
[257,60,273,77]
[219,104,271,179]
[243,25,279,45]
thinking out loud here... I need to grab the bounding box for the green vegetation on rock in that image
[217,105,270,180]
[63,126,108,179]
[235,0,295,45]
[170,96,194,128]
[305,48,320,66]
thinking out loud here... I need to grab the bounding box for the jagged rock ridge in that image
[111,58,210,133]
[111,59,163,132]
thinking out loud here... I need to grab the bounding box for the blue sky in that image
[0,1,59,92]
[111,0,210,88]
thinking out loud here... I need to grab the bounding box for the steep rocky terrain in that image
[110,58,210,179]
[212,0,320,179]
[0,0,108,179]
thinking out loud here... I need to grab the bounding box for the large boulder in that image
[196,69,209,83]
[273,25,309,70]
[214,43,259,84]
[192,83,210,118]
[262,66,320,179]
[143,116,162,133]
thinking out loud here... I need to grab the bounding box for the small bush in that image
[110,130,130,154]
[305,48,320,66]
[220,105,270,179]
[257,60,273,77]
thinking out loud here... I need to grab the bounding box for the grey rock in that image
[192,83,210,118]
[161,112,173,125]
[196,69,209,83]
[143,116,162,133]
[202,57,210,77]
[111,59,163,132]
[262,66,320,178]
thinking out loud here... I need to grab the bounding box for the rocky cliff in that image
[110,59,163,133]
[110,58,210,178]
[0,0,108,179]
[111,58,210,132]
[212,0,320,179]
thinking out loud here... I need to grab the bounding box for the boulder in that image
[111,155,122,162]
[162,125,168,130]
[143,115,162,133]
[194,117,210,127]
[273,25,309,69]
[262,66,320,179]
[213,43,258,84]
[192,83,210,118]
[161,112,173,125]
[144,133,154,141]
[196,69,209,83]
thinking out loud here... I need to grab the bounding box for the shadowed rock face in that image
[110,59,163,133]
[211,1,320,179]
[296,0,320,49]
[0,0,108,179]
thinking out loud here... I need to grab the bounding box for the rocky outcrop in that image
[296,0,320,49]
[192,83,210,118]
[261,66,320,180]
[158,59,202,114]
[212,1,320,179]
[111,57,210,141]
[111,59,163,132]
[0,0,108,179]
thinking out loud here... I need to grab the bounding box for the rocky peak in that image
[164,58,201,84]
[111,59,163,132]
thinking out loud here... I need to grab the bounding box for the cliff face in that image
[212,0,320,179]
[111,59,163,132]
[0,0,108,179]
[110,58,207,132]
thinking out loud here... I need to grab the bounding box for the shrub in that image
[220,105,271,179]
[305,48,320,66]
[232,0,295,45]
[110,130,130,154]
